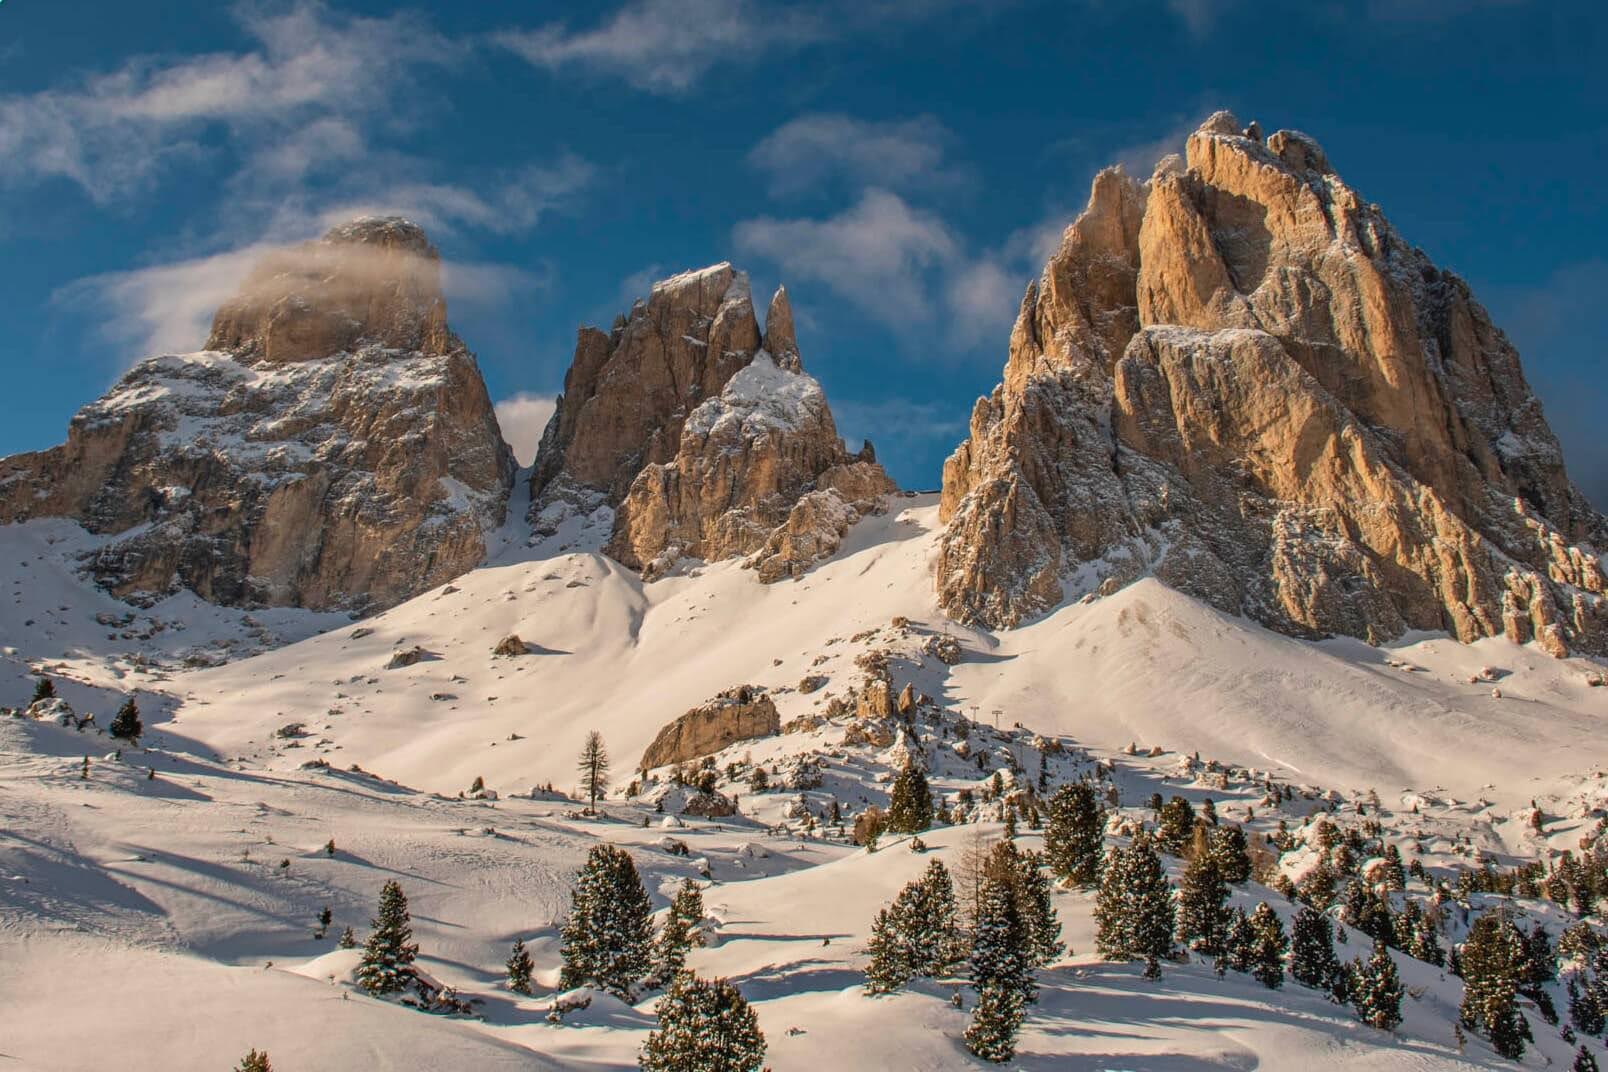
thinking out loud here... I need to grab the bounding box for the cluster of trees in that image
[862,842,1061,1062]
[554,843,764,1071]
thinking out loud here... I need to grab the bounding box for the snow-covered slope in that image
[2,498,1606,1070]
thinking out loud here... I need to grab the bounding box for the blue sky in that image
[1,0,1604,499]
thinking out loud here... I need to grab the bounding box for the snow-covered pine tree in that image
[1459,910,1529,1060]
[1176,852,1231,957]
[559,843,654,998]
[964,977,1025,1063]
[1207,824,1253,884]
[640,971,766,1072]
[1095,834,1175,978]
[1352,940,1403,1031]
[1378,843,1406,891]
[1290,905,1343,993]
[1224,907,1255,975]
[1015,850,1063,966]
[108,697,142,742]
[30,677,54,705]
[912,857,964,975]
[1248,902,1289,989]
[338,925,356,949]
[655,879,705,983]
[1044,782,1105,887]
[865,904,913,994]
[1569,976,1606,1036]
[886,761,933,834]
[1575,1044,1601,1072]
[507,937,534,995]
[1156,796,1196,856]
[576,731,610,815]
[971,872,1034,1003]
[234,1050,271,1072]
[357,880,418,996]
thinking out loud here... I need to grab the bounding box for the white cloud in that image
[734,189,960,327]
[0,3,459,204]
[494,393,560,467]
[748,114,959,198]
[496,0,823,94]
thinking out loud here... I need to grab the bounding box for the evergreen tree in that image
[1290,905,1343,993]
[1207,824,1253,884]
[1248,902,1289,989]
[865,904,914,994]
[30,677,54,705]
[1012,849,1063,966]
[1157,796,1196,855]
[357,880,418,996]
[1460,911,1529,1060]
[507,937,534,995]
[886,761,934,833]
[866,859,964,993]
[1176,853,1231,957]
[337,926,356,949]
[971,872,1034,1003]
[577,731,610,814]
[640,971,766,1072]
[235,1050,271,1072]
[1224,907,1255,974]
[1095,835,1175,978]
[1352,941,1403,1031]
[964,980,1025,1064]
[109,697,142,742]
[1570,976,1605,1036]
[1044,782,1105,886]
[1378,843,1406,891]
[1575,1045,1601,1072]
[656,879,704,983]
[1398,900,1446,967]
[560,844,654,998]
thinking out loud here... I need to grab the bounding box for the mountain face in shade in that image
[0,217,515,612]
[937,112,1606,657]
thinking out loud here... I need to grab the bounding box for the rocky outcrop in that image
[0,217,515,612]
[533,263,895,578]
[640,685,780,770]
[938,112,1607,656]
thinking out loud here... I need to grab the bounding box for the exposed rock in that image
[922,635,962,665]
[937,112,1607,656]
[897,683,916,716]
[531,262,895,579]
[680,791,738,819]
[797,674,828,694]
[492,634,529,658]
[640,685,780,770]
[386,646,428,669]
[0,217,515,613]
[855,678,894,719]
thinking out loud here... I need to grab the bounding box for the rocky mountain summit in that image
[938,111,1607,656]
[532,263,895,579]
[0,217,514,612]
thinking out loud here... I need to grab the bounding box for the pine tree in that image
[865,904,913,994]
[640,971,766,1072]
[357,880,418,996]
[1207,824,1253,884]
[1157,796,1196,855]
[577,731,610,814]
[1224,907,1255,974]
[109,697,142,742]
[971,872,1034,1003]
[886,761,934,833]
[965,979,1025,1063]
[1352,941,1403,1031]
[30,677,54,705]
[866,858,964,993]
[507,937,534,995]
[1095,835,1175,978]
[1248,902,1289,989]
[1460,911,1529,1060]
[1044,782,1105,886]
[1575,1045,1601,1072]
[338,925,356,949]
[1378,843,1406,891]
[1014,850,1064,966]
[560,844,654,998]
[234,1050,271,1072]
[1176,853,1231,957]
[1290,905,1343,993]
[656,879,704,983]
[1570,976,1606,1036]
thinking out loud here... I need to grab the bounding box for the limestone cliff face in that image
[0,217,515,612]
[938,112,1606,656]
[534,264,896,579]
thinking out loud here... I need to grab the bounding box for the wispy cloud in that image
[831,397,970,468]
[0,3,460,204]
[735,189,960,327]
[495,0,823,94]
[494,393,559,467]
[748,114,962,198]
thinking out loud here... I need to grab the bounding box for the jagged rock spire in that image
[937,112,1606,656]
